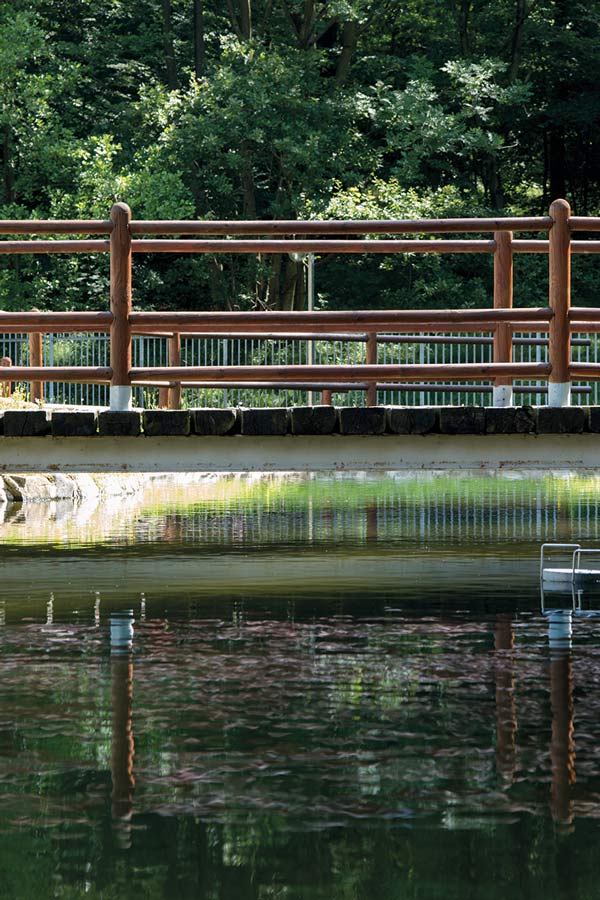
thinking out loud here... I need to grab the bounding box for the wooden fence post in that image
[366,332,378,406]
[321,389,333,405]
[548,199,571,407]
[29,331,43,403]
[168,332,182,409]
[110,202,133,410]
[493,231,513,407]
[1,357,12,399]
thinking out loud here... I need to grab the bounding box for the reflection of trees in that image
[4,604,600,896]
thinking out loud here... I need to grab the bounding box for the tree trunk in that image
[2,125,15,204]
[483,154,504,210]
[279,258,300,310]
[161,0,178,89]
[193,0,205,77]
[239,0,252,40]
[457,0,471,55]
[267,253,282,308]
[240,142,257,218]
[548,126,567,201]
[299,0,315,48]
[334,21,358,85]
[508,0,528,82]
[292,262,305,310]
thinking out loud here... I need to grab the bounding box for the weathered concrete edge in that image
[1,434,600,473]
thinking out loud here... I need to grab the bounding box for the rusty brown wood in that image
[129,309,552,334]
[493,232,513,388]
[569,363,600,379]
[365,332,378,406]
[569,217,600,232]
[168,332,182,409]
[570,241,600,254]
[110,203,133,391]
[29,331,43,402]
[549,199,571,386]
[0,357,12,398]
[0,220,112,235]
[0,312,112,333]
[129,217,552,235]
[570,308,600,321]
[0,240,110,254]
[321,389,333,405]
[512,240,549,253]
[0,366,111,383]
[158,386,169,407]
[130,362,551,384]
[141,381,368,391]
[131,238,497,254]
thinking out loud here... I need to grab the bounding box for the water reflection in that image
[2,478,600,897]
[542,605,579,828]
[494,616,517,784]
[111,611,135,849]
[3,473,600,550]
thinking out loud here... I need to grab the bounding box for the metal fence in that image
[1,331,599,408]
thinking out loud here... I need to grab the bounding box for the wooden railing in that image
[0,198,599,409]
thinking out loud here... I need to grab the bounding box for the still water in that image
[1,473,600,899]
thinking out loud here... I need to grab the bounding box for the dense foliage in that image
[1,0,600,311]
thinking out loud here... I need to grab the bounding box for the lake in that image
[0,473,599,899]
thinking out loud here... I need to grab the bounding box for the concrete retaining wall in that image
[2,407,600,475]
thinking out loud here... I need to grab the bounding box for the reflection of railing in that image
[2,199,600,409]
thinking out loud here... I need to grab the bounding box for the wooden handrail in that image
[0,240,110,254]
[130,363,552,384]
[0,220,112,235]
[131,238,497,254]
[129,216,552,235]
[129,309,553,333]
[0,367,111,382]
[0,312,112,332]
[0,201,595,409]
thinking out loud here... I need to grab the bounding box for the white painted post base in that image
[548,382,571,408]
[548,609,572,656]
[110,385,133,411]
[110,610,134,654]
[492,385,514,407]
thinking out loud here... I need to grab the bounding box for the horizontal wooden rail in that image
[570,242,600,254]
[131,363,552,384]
[142,380,371,391]
[569,308,600,322]
[137,379,590,394]
[131,238,497,254]
[0,240,110,254]
[569,218,600,232]
[0,312,112,333]
[375,383,590,394]
[148,332,582,346]
[129,217,552,235]
[0,233,597,257]
[0,220,112,235]
[570,364,600,379]
[0,366,111,383]
[129,309,553,334]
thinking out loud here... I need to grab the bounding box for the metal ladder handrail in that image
[571,548,600,580]
[540,542,581,581]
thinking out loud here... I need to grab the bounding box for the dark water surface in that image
[1,474,600,899]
